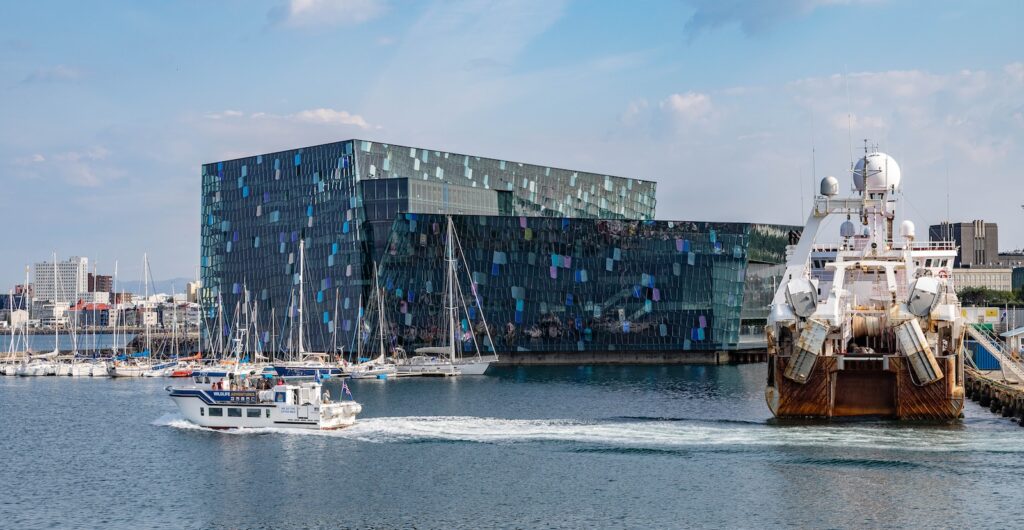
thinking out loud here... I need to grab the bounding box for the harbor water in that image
[2,364,1022,529]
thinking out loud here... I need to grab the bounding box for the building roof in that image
[1001,326,1024,338]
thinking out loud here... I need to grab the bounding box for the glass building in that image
[200,139,793,356]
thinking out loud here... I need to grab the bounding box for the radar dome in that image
[820,176,839,197]
[900,220,916,240]
[853,152,901,192]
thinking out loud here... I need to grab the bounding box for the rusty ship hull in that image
[766,354,964,420]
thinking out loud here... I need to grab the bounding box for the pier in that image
[964,324,1024,426]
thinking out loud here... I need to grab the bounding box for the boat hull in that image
[766,354,964,420]
[348,364,397,379]
[453,355,498,375]
[168,388,361,430]
[272,365,345,380]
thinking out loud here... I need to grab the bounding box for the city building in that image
[0,293,29,312]
[1013,267,1024,293]
[952,268,1013,291]
[186,280,202,303]
[32,256,88,305]
[14,283,32,298]
[87,273,113,293]
[79,291,111,305]
[68,302,111,328]
[200,139,793,357]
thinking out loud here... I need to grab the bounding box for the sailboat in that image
[109,254,155,377]
[18,253,62,377]
[272,238,345,381]
[446,215,500,375]
[348,263,399,379]
[394,216,498,377]
[4,268,32,376]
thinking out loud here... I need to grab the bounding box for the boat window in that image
[925,259,933,267]
[247,408,261,418]
[266,409,271,418]
[228,408,242,417]
[200,407,205,416]
[209,407,223,417]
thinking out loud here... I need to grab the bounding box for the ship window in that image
[247,408,261,418]
[209,407,223,417]
[228,408,242,417]
[925,259,933,267]
[266,409,271,418]
[200,407,205,416]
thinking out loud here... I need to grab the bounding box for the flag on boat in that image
[341,380,352,398]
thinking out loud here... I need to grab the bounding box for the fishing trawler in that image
[765,146,965,419]
[167,375,361,430]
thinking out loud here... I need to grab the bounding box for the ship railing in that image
[808,241,957,253]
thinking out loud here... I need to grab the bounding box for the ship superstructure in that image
[765,147,966,419]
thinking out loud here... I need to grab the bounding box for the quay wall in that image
[497,349,766,365]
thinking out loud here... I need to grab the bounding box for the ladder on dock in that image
[966,324,1024,383]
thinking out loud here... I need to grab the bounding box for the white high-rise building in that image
[33,256,89,305]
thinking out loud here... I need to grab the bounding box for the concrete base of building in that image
[496,349,767,366]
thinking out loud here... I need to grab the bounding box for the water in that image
[2,365,1021,529]
[11,334,135,353]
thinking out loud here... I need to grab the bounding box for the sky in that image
[1,0,1022,287]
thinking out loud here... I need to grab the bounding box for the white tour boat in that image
[167,377,362,430]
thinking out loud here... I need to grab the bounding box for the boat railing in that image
[809,241,956,253]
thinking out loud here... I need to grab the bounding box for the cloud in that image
[206,108,373,129]
[291,108,371,128]
[660,92,713,120]
[831,112,886,131]
[21,65,83,84]
[204,110,244,120]
[268,0,387,28]
[360,0,570,132]
[1006,62,1024,84]
[190,107,376,160]
[681,0,876,38]
[11,146,119,187]
[621,99,649,125]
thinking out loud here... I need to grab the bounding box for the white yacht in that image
[395,216,497,377]
[16,353,58,376]
[167,377,361,430]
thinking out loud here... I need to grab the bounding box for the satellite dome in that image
[853,152,901,192]
[820,176,839,197]
[900,220,916,240]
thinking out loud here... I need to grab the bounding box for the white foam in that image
[152,414,1024,453]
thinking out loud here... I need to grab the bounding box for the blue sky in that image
[2,0,1022,286]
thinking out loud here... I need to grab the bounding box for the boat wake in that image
[152,413,1024,453]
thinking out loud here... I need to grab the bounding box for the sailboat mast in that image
[374,261,385,360]
[144,253,151,355]
[52,251,59,353]
[298,237,305,357]
[446,217,457,361]
[112,260,118,356]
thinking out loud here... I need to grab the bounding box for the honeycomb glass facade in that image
[200,139,661,353]
[374,216,793,355]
